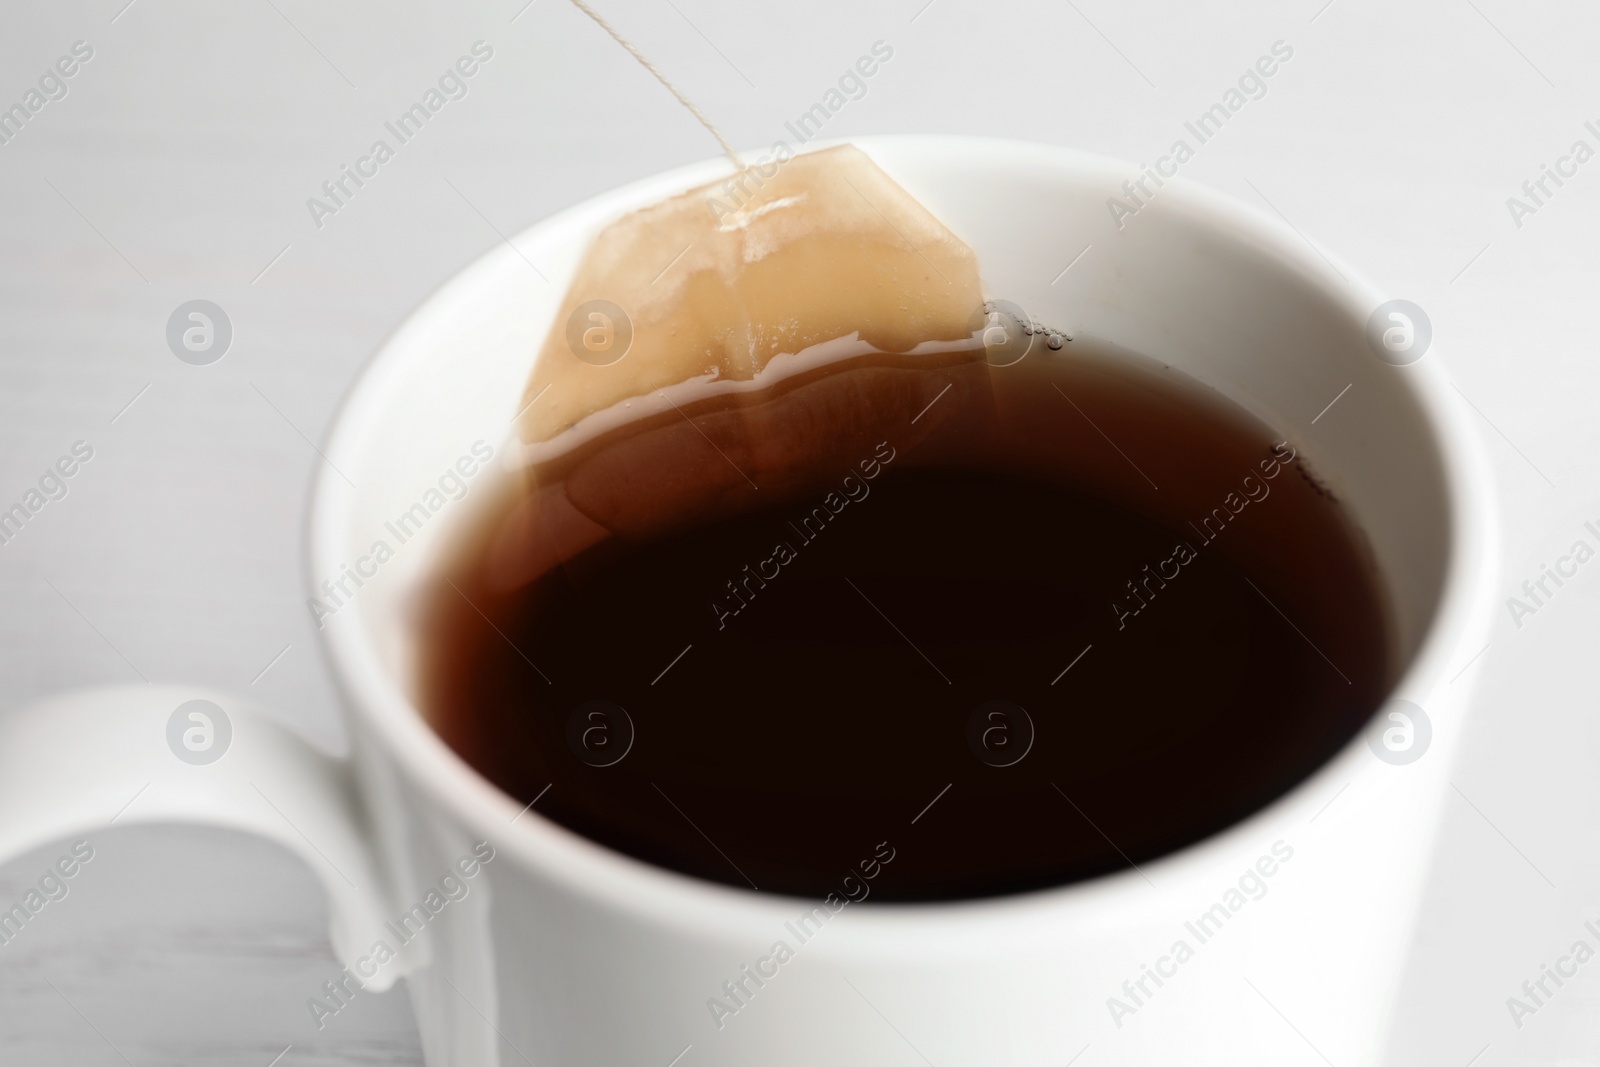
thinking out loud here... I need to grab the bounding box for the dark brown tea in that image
[419,338,1391,901]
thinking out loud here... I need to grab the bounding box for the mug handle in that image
[0,684,400,989]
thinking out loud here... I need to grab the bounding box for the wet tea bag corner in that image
[515,144,987,450]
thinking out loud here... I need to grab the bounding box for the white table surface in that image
[2,0,1597,1063]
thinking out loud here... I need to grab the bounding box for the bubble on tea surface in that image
[166,699,232,765]
[566,700,634,767]
[967,700,1034,767]
[516,144,985,445]
[1365,698,1431,765]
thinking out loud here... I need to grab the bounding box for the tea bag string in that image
[566,0,745,172]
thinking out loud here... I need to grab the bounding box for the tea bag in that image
[490,144,1013,587]
[516,144,984,449]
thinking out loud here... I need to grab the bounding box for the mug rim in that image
[310,134,1497,938]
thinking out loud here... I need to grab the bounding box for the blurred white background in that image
[1,0,1597,1062]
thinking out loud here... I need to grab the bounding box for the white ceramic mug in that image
[0,137,1497,1065]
